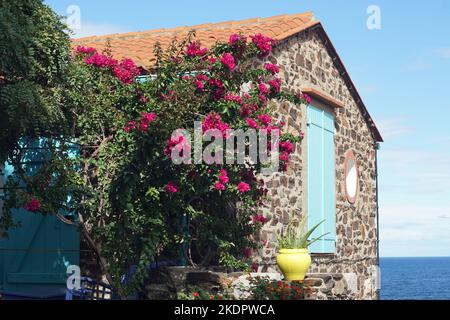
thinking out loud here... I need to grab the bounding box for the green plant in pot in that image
[276,216,328,281]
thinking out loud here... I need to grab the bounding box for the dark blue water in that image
[381,257,450,300]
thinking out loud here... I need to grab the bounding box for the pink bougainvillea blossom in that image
[112,58,141,84]
[280,141,294,154]
[250,34,276,57]
[279,151,290,162]
[164,132,191,159]
[218,169,229,184]
[240,104,257,117]
[246,118,259,129]
[85,53,117,68]
[224,93,243,105]
[76,46,96,55]
[202,113,230,137]
[229,33,247,46]
[252,215,269,224]
[237,182,251,194]
[140,112,157,131]
[214,182,226,191]
[258,83,269,95]
[24,197,41,212]
[264,63,280,74]
[268,78,281,93]
[208,78,225,101]
[220,53,236,70]
[302,93,312,104]
[164,182,179,194]
[257,114,272,126]
[186,41,208,57]
[124,121,137,133]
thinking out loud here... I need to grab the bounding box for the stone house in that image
[0,12,382,299]
[73,12,383,300]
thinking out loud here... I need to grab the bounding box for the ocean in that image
[381,257,450,300]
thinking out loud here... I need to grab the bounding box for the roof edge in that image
[291,23,383,143]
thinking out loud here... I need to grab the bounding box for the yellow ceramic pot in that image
[276,249,311,281]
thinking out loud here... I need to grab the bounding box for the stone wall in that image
[144,268,355,300]
[252,29,379,299]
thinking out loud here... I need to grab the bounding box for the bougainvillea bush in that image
[2,31,309,297]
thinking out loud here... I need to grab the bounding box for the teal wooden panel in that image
[307,106,336,254]
[307,106,324,253]
[323,129,336,252]
[0,138,80,293]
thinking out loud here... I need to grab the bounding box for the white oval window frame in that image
[344,150,359,204]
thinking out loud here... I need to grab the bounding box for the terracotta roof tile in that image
[72,12,318,68]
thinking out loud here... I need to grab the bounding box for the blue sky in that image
[46,0,450,257]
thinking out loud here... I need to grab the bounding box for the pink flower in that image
[302,93,312,104]
[240,104,257,117]
[265,125,280,136]
[218,169,229,184]
[208,57,217,65]
[202,113,230,138]
[258,83,269,95]
[124,121,137,133]
[279,151,290,162]
[264,63,279,74]
[220,53,235,70]
[229,33,246,46]
[76,46,96,55]
[246,118,259,129]
[224,93,243,105]
[244,247,253,259]
[214,182,226,191]
[140,112,157,131]
[112,58,141,84]
[300,131,305,139]
[208,78,224,101]
[268,78,281,93]
[250,34,276,58]
[186,41,208,57]
[280,141,294,154]
[164,132,190,158]
[24,197,40,212]
[164,182,179,194]
[194,79,204,92]
[252,215,269,224]
[237,182,251,194]
[257,114,272,126]
[85,53,117,68]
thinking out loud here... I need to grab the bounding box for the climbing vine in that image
[2,30,309,297]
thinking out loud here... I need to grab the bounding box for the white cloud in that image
[380,203,450,257]
[378,146,450,257]
[70,22,129,39]
[379,149,450,195]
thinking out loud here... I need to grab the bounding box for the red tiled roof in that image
[72,12,318,68]
[72,12,382,142]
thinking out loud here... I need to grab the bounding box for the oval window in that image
[344,151,358,204]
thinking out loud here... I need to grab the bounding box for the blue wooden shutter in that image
[307,105,336,253]
[0,138,79,296]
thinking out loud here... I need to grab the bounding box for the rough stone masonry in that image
[253,28,379,300]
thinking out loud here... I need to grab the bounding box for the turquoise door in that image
[0,139,79,297]
[307,105,336,253]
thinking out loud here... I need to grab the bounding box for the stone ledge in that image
[144,268,357,300]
